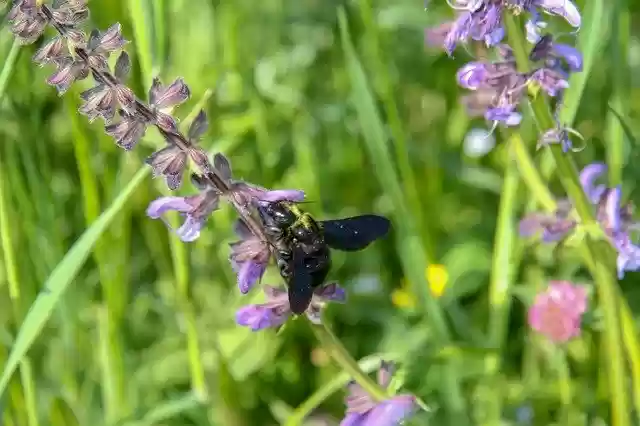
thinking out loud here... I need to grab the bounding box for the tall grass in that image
[1,0,640,425]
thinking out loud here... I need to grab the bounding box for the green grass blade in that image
[558,0,607,127]
[484,135,520,423]
[604,0,629,185]
[337,8,467,424]
[127,0,154,87]
[0,166,150,399]
[0,148,40,426]
[0,39,21,102]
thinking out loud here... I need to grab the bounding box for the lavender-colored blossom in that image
[529,68,569,96]
[340,362,417,426]
[236,283,346,331]
[534,0,581,28]
[229,220,271,294]
[146,190,220,242]
[595,185,640,279]
[579,163,608,204]
[432,0,581,55]
[519,199,576,243]
[455,58,529,128]
[208,153,305,209]
[528,280,587,343]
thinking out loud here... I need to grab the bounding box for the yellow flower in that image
[427,264,448,298]
[391,264,449,308]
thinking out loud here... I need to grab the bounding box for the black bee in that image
[257,201,391,314]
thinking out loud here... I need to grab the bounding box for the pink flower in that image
[528,281,588,343]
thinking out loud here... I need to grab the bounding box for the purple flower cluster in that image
[341,362,417,426]
[427,0,580,56]
[427,0,583,145]
[520,163,640,279]
[456,33,581,132]
[5,2,419,424]
[7,0,351,331]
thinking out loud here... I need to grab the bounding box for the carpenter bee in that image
[257,201,391,314]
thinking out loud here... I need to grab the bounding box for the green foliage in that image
[1,0,639,425]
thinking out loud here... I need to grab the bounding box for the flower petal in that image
[237,261,267,294]
[366,396,418,426]
[552,43,583,72]
[537,0,581,27]
[235,304,289,331]
[340,413,367,426]
[176,216,204,242]
[456,62,488,90]
[603,186,623,233]
[146,196,193,218]
[259,189,306,202]
[578,163,607,203]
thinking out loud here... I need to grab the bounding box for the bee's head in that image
[257,201,296,227]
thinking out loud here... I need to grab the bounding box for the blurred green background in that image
[1,0,639,425]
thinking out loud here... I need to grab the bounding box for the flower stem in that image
[310,322,388,402]
[503,13,630,426]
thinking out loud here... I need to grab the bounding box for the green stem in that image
[311,322,388,402]
[503,13,630,426]
[485,133,520,424]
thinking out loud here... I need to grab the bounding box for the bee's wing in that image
[287,245,314,315]
[320,215,391,252]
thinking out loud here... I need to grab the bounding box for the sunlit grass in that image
[1,0,639,425]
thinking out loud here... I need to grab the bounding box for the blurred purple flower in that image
[340,362,417,426]
[146,190,220,242]
[528,280,587,343]
[579,163,608,203]
[519,199,576,243]
[430,0,580,55]
[236,283,346,331]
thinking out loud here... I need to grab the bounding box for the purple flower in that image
[528,281,587,343]
[485,101,522,126]
[519,200,576,243]
[596,187,640,279]
[229,221,271,294]
[146,190,220,242]
[235,283,346,331]
[579,163,608,203]
[455,59,529,128]
[433,0,580,55]
[340,362,417,426]
[534,0,581,28]
[529,68,569,97]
